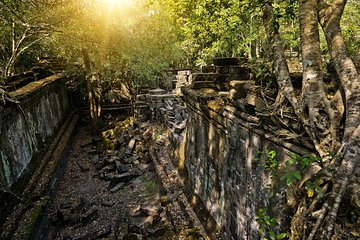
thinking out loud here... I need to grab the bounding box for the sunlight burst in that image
[98,0,135,12]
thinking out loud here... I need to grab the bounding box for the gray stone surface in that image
[0,74,70,187]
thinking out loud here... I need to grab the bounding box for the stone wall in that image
[0,74,70,187]
[168,88,312,239]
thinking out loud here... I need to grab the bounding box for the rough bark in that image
[82,49,101,133]
[318,0,360,142]
[299,0,340,156]
[304,0,360,238]
[262,0,359,239]
[262,3,319,155]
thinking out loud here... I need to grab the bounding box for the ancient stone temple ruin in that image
[1,58,313,239]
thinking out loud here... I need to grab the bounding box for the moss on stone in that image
[207,98,224,112]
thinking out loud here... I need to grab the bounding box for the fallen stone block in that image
[126,139,137,155]
[140,204,163,217]
[115,161,131,173]
[191,81,217,89]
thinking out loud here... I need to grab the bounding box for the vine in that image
[255,150,325,239]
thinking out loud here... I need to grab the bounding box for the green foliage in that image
[248,60,276,86]
[260,150,321,188]
[0,0,59,76]
[263,150,279,172]
[305,180,324,198]
[170,0,265,67]
[256,149,327,237]
[341,1,360,57]
[256,208,288,240]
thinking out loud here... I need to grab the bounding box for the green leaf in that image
[276,233,287,239]
[270,218,277,227]
[285,159,295,166]
[268,150,277,159]
[286,177,294,186]
[269,231,276,240]
[293,171,302,180]
[288,152,301,160]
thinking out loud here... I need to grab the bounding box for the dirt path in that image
[46,121,206,240]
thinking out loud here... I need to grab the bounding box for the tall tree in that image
[262,0,359,238]
[0,0,67,78]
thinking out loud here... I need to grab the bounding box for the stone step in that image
[191,81,217,89]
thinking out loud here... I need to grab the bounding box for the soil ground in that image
[46,120,205,240]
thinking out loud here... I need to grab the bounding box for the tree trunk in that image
[304,0,360,238]
[82,49,101,133]
[262,3,314,150]
[319,0,360,142]
[263,1,360,238]
[299,0,341,156]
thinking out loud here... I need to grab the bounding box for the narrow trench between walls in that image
[1,64,324,240]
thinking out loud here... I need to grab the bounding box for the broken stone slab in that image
[165,105,174,112]
[78,207,98,226]
[229,88,246,99]
[109,170,144,186]
[190,73,218,83]
[116,133,125,145]
[130,206,147,218]
[175,115,185,123]
[229,80,255,90]
[123,155,139,164]
[100,172,115,181]
[101,200,114,207]
[140,215,154,229]
[125,139,137,155]
[165,99,173,105]
[115,161,131,173]
[218,91,230,97]
[105,149,116,157]
[173,122,186,134]
[148,88,166,95]
[109,182,126,193]
[246,92,257,106]
[191,81,217,89]
[140,204,163,217]
[99,164,116,174]
[94,159,106,170]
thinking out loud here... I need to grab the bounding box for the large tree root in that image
[290,126,360,240]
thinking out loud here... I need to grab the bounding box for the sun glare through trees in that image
[96,0,136,13]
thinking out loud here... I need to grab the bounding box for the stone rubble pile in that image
[48,116,204,239]
[162,69,191,93]
[1,57,67,92]
[90,120,153,194]
[181,57,269,117]
[134,88,188,138]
